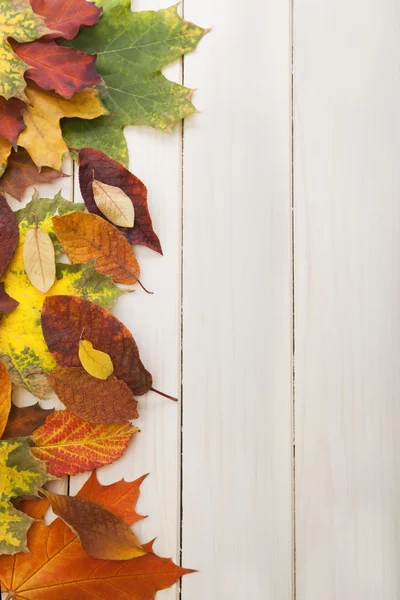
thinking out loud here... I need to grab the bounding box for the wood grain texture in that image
[181,1,293,598]
[294,1,400,598]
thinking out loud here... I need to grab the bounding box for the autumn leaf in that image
[1,403,53,439]
[0,136,12,176]
[18,84,108,171]
[0,473,193,599]
[78,148,162,253]
[93,179,135,228]
[0,97,25,145]
[63,1,206,164]
[31,409,138,476]
[78,340,114,380]
[42,489,146,560]
[77,471,146,525]
[0,282,19,314]
[0,358,11,437]
[30,0,102,41]
[48,367,139,424]
[0,0,50,100]
[41,295,153,396]
[0,150,64,201]
[12,40,102,99]
[53,211,142,285]
[0,194,122,398]
[23,225,56,293]
[0,195,18,278]
[0,437,47,555]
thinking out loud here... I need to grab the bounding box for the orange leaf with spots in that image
[48,367,139,424]
[41,295,153,396]
[31,409,138,477]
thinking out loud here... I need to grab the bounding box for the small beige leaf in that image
[23,227,56,293]
[92,179,135,228]
[79,339,114,380]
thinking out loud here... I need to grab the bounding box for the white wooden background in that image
[7,0,400,598]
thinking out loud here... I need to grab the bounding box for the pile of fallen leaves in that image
[0,0,206,598]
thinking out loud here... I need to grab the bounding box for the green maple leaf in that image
[63,0,207,164]
[0,0,50,99]
[0,193,123,398]
[0,437,47,554]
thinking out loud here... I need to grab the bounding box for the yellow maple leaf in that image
[18,84,109,170]
[0,136,11,177]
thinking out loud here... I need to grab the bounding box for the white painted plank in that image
[70,7,183,600]
[182,1,293,598]
[295,1,400,598]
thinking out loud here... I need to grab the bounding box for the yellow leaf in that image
[0,136,12,177]
[92,179,135,228]
[18,84,109,170]
[0,359,11,438]
[23,226,56,293]
[79,339,114,380]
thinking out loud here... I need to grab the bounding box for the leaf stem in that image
[137,278,153,295]
[150,387,178,402]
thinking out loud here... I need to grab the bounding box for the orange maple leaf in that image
[0,473,194,599]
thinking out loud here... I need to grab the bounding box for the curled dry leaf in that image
[31,409,138,477]
[0,474,193,599]
[42,489,146,561]
[0,196,18,278]
[0,150,65,202]
[78,148,162,254]
[93,179,135,228]
[0,359,11,438]
[0,282,19,315]
[1,403,54,439]
[78,339,114,380]
[23,226,56,293]
[49,367,139,424]
[53,212,141,286]
[41,295,153,396]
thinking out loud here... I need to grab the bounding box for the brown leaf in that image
[49,367,139,424]
[0,196,18,278]
[53,212,141,285]
[0,150,64,201]
[78,148,162,254]
[0,282,19,314]
[1,403,54,439]
[42,489,146,560]
[41,295,153,396]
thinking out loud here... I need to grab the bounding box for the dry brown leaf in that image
[42,489,146,560]
[93,179,135,228]
[23,226,56,293]
[48,367,139,424]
